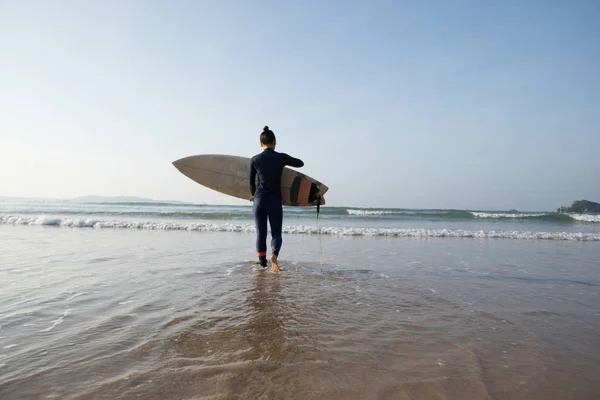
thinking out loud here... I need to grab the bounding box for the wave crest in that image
[347,209,395,216]
[471,211,599,223]
[471,212,546,219]
[2,216,598,241]
[570,214,600,223]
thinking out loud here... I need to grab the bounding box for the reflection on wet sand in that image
[158,270,327,399]
[2,264,598,400]
[244,271,289,361]
[169,271,315,363]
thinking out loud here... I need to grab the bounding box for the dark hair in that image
[260,126,276,145]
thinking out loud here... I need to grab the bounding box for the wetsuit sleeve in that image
[249,159,257,196]
[283,153,304,168]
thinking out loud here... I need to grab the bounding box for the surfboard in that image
[172,154,328,207]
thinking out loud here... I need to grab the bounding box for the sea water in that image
[1,199,599,399]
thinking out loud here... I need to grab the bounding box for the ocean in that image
[1,199,599,399]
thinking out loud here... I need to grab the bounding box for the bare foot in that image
[270,254,280,273]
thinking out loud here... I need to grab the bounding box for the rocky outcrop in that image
[556,200,600,213]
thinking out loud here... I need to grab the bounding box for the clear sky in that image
[1,0,599,210]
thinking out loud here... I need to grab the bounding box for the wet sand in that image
[1,226,599,399]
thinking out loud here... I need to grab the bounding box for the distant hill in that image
[0,195,197,205]
[556,200,600,213]
[71,195,193,204]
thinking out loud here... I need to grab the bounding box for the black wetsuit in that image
[249,148,304,263]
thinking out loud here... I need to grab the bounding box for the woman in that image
[249,126,304,272]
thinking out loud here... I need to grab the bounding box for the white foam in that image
[0,216,98,227]
[347,209,394,215]
[294,226,598,241]
[471,212,546,219]
[2,216,598,241]
[570,214,600,223]
[41,319,64,332]
[40,309,72,333]
[2,344,17,349]
[65,292,84,301]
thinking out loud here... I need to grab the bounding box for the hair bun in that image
[263,126,270,132]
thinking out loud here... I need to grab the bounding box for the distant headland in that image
[70,195,191,204]
[556,200,600,214]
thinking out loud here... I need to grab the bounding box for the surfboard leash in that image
[316,197,323,270]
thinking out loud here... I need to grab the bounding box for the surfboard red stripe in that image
[298,179,312,204]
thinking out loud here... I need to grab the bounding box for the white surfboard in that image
[172,154,328,206]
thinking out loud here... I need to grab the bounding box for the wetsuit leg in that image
[268,198,283,257]
[253,197,268,266]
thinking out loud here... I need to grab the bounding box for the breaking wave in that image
[471,212,546,219]
[2,216,598,241]
[470,212,599,223]
[570,214,600,223]
[345,209,599,223]
[346,209,473,219]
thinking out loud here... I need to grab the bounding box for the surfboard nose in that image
[172,156,200,171]
[172,159,183,174]
[172,157,197,177]
[172,156,190,167]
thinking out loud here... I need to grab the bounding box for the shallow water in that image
[2,200,600,241]
[1,225,599,399]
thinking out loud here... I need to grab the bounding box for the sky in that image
[1,0,599,211]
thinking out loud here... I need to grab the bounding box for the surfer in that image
[249,126,304,272]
